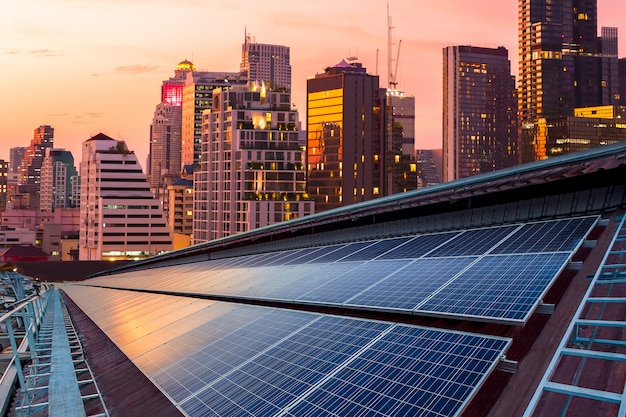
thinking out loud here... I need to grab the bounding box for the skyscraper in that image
[518,0,620,162]
[79,133,172,260]
[40,148,79,212]
[148,60,194,188]
[193,85,313,243]
[240,32,291,90]
[181,70,247,166]
[307,60,387,212]
[17,125,54,201]
[443,46,518,182]
[388,91,415,157]
[9,147,26,175]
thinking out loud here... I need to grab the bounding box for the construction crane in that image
[390,40,402,90]
[387,3,402,91]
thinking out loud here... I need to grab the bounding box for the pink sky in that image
[2,0,625,167]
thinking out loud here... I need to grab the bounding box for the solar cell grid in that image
[426,225,519,257]
[345,257,477,311]
[417,252,571,322]
[284,245,346,265]
[295,260,411,305]
[180,316,392,417]
[338,237,413,262]
[282,325,509,417]
[492,216,597,254]
[309,241,377,263]
[378,231,460,260]
[263,262,364,300]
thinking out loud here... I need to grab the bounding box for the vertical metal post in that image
[6,317,25,392]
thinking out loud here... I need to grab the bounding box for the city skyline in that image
[2,0,625,167]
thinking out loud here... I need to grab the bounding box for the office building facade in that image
[193,85,312,243]
[307,60,387,212]
[40,148,79,211]
[79,133,172,260]
[518,0,620,162]
[240,33,291,90]
[17,125,54,201]
[181,70,247,166]
[443,46,518,182]
[148,60,194,189]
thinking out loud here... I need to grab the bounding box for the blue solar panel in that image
[346,257,477,311]
[491,216,597,254]
[148,307,316,403]
[417,252,571,322]
[296,260,412,304]
[263,263,364,300]
[338,237,413,262]
[426,225,519,257]
[284,245,347,265]
[310,241,377,263]
[282,325,510,417]
[378,231,460,259]
[180,316,392,417]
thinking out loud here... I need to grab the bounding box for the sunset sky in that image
[2,0,625,167]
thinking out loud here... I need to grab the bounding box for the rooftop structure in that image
[32,142,626,416]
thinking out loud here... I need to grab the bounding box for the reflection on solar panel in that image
[84,216,597,324]
[63,287,510,417]
[345,257,477,310]
[416,253,572,321]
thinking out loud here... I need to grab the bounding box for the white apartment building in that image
[193,85,313,243]
[79,133,173,260]
[241,35,291,90]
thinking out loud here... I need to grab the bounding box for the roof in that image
[85,132,116,142]
[61,142,626,416]
[3,260,134,281]
[0,245,49,259]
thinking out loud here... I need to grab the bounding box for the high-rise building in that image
[193,85,313,243]
[522,105,626,158]
[181,70,247,166]
[17,125,54,203]
[619,59,626,106]
[148,60,194,189]
[79,133,172,260]
[443,46,518,182]
[40,148,79,212]
[518,0,621,162]
[0,160,7,214]
[240,32,291,90]
[307,60,388,212]
[9,147,26,175]
[388,90,415,157]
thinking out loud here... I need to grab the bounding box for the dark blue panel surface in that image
[378,231,460,259]
[346,257,477,310]
[310,241,377,263]
[491,216,597,254]
[417,252,571,321]
[338,237,413,262]
[283,325,509,417]
[426,225,519,257]
[296,260,411,304]
[182,316,391,417]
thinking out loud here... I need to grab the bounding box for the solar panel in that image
[491,216,597,254]
[378,231,460,260]
[295,260,412,304]
[426,225,519,257]
[345,257,478,311]
[416,252,572,322]
[338,237,413,262]
[309,241,377,263]
[282,326,510,417]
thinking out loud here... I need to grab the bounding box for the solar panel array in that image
[86,216,597,324]
[63,286,511,417]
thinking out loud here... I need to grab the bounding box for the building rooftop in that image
[12,142,626,416]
